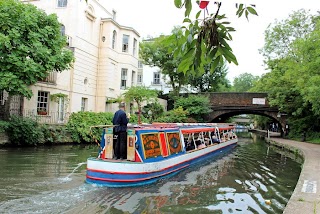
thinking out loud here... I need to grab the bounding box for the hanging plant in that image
[106,96,123,104]
[50,93,68,103]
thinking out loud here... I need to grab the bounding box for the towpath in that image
[269,137,320,214]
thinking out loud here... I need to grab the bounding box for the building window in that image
[121,68,128,89]
[112,30,117,49]
[37,91,49,115]
[153,72,160,85]
[138,61,143,69]
[137,73,143,84]
[57,0,67,7]
[122,35,129,52]
[133,38,137,56]
[60,25,65,36]
[81,97,87,112]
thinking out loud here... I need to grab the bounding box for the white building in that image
[20,0,140,122]
[141,65,173,94]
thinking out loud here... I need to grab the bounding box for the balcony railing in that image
[38,72,57,84]
[18,109,70,124]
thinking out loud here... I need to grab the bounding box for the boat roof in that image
[128,123,235,132]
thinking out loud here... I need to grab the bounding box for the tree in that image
[174,95,212,122]
[174,0,257,75]
[155,106,189,123]
[123,86,158,124]
[253,10,320,136]
[189,62,231,92]
[140,28,188,97]
[142,102,164,123]
[259,9,319,61]
[232,72,259,92]
[0,0,74,98]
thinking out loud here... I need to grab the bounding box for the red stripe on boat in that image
[86,164,190,182]
[87,141,236,175]
[159,132,169,157]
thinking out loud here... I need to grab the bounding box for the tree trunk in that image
[138,103,141,124]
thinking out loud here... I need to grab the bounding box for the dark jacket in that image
[112,109,129,133]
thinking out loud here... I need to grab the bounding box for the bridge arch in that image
[202,92,287,135]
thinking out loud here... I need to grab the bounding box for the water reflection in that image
[0,136,301,214]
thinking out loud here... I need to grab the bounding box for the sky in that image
[103,0,320,82]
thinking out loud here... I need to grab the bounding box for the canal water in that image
[0,134,301,214]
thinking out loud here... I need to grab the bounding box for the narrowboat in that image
[86,123,238,187]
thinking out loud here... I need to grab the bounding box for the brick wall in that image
[207,92,269,106]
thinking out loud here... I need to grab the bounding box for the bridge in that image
[202,92,287,133]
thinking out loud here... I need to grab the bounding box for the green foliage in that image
[0,120,9,133]
[189,61,231,92]
[128,113,149,124]
[174,95,212,122]
[140,29,188,96]
[174,1,257,75]
[142,102,164,122]
[0,0,74,99]
[233,72,260,92]
[260,9,317,61]
[123,86,158,105]
[253,115,273,130]
[41,125,70,143]
[50,93,68,103]
[123,86,158,123]
[253,10,320,137]
[6,116,44,146]
[155,106,189,123]
[66,111,114,143]
[106,96,123,104]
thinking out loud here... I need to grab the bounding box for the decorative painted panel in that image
[141,133,161,159]
[166,132,182,154]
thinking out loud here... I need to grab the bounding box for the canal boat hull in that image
[86,123,238,187]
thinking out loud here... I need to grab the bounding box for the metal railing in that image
[15,109,71,124]
[38,72,57,84]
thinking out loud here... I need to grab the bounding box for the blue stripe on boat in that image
[85,143,236,187]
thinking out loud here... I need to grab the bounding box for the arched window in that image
[112,30,117,49]
[60,25,65,36]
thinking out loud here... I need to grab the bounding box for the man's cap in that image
[119,102,125,107]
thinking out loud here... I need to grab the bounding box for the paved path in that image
[269,137,320,214]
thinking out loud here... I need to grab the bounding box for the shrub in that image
[6,116,44,146]
[174,95,212,122]
[41,125,70,143]
[66,111,114,143]
[129,113,149,124]
[155,107,189,123]
[0,120,10,133]
[142,102,164,122]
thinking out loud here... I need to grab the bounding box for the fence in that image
[16,109,71,124]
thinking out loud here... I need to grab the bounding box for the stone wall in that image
[0,132,9,145]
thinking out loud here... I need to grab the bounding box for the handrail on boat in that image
[89,124,116,130]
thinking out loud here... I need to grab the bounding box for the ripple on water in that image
[0,138,301,214]
[0,184,97,214]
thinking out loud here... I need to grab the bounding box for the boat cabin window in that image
[211,131,220,144]
[184,134,195,151]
